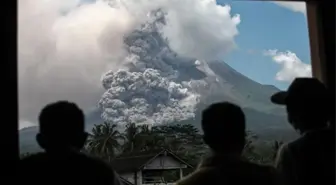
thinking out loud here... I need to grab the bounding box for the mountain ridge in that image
[19,12,298,153]
[19,60,297,154]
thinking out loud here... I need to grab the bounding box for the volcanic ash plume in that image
[97,1,240,126]
[99,69,200,126]
[18,0,240,129]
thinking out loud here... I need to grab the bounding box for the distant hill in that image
[19,13,298,154]
[19,108,103,153]
[19,60,298,154]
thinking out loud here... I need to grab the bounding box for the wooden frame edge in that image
[306,1,327,83]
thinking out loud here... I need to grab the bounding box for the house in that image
[120,176,134,185]
[112,149,193,185]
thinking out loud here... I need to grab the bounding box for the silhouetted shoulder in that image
[20,152,120,185]
[240,161,275,174]
[177,159,278,185]
[285,127,335,155]
[275,128,335,185]
[235,160,279,184]
[176,166,230,185]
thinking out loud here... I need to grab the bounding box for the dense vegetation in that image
[20,122,283,167]
[84,122,282,166]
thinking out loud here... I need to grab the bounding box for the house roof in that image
[111,149,193,173]
[112,153,157,173]
[119,176,134,185]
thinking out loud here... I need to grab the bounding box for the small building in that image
[112,149,193,185]
[120,176,134,185]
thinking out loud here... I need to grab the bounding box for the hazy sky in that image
[18,0,311,129]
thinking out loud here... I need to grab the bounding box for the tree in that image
[137,124,164,152]
[86,122,123,161]
[148,123,205,164]
[242,130,261,162]
[122,123,150,153]
[86,121,282,167]
[242,132,284,165]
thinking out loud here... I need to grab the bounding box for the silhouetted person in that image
[19,101,121,185]
[271,77,335,185]
[176,102,279,185]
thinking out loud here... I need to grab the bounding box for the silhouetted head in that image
[271,77,330,134]
[202,102,246,154]
[36,101,88,152]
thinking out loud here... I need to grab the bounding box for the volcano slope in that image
[19,12,297,153]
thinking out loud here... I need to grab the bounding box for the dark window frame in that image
[4,0,333,178]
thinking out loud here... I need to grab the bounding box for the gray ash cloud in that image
[99,15,200,126]
[18,0,240,128]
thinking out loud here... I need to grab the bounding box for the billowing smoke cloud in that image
[19,0,135,128]
[99,69,199,126]
[19,0,240,129]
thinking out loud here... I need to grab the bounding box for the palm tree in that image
[149,124,201,154]
[136,124,161,151]
[86,122,123,161]
[122,123,166,153]
[139,124,151,134]
[122,123,142,153]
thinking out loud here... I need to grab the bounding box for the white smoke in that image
[264,49,312,82]
[19,0,240,128]
[19,0,136,127]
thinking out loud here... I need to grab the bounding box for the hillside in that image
[19,59,298,154]
[19,11,298,154]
